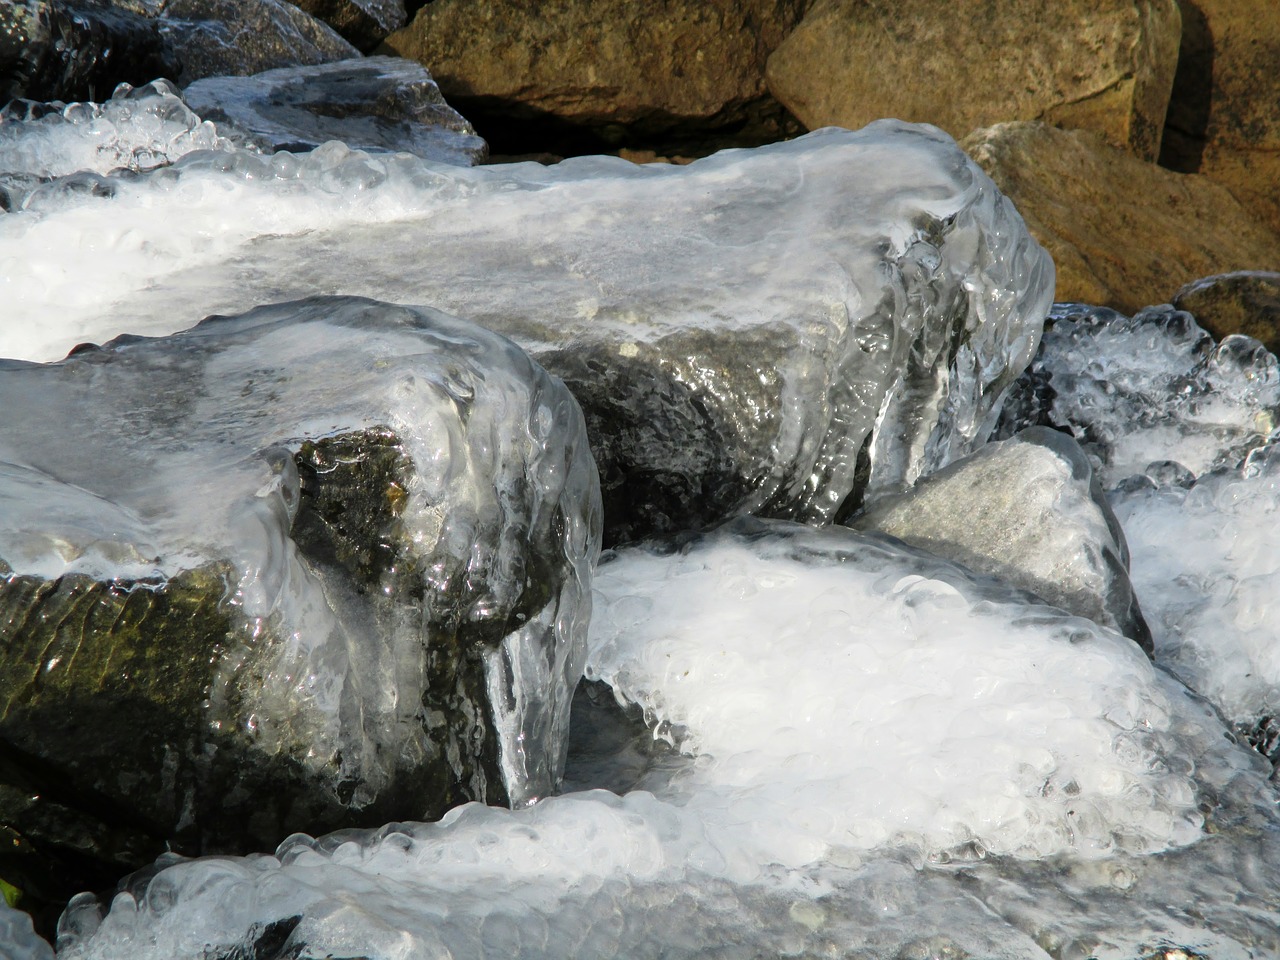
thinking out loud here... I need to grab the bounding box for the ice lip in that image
[0,295,601,899]
[0,117,1053,542]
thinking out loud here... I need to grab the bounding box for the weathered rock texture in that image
[962,121,1280,312]
[1160,0,1280,234]
[1173,271,1280,355]
[766,0,1182,161]
[285,0,406,51]
[182,57,487,164]
[0,296,600,907]
[852,427,1153,652]
[379,0,807,155]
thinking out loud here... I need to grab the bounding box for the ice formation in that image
[53,520,1280,960]
[0,297,600,898]
[0,84,1053,539]
[851,425,1151,649]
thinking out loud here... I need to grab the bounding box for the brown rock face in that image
[766,0,1181,161]
[1173,271,1280,354]
[961,121,1280,313]
[1160,0,1280,234]
[379,0,807,155]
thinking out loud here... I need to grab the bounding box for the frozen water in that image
[996,303,1280,488]
[0,80,231,193]
[0,899,52,960]
[0,297,600,885]
[0,102,1052,536]
[53,521,1280,960]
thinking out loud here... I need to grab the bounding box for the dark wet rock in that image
[0,0,172,105]
[0,295,600,906]
[182,57,485,164]
[285,0,405,52]
[1173,271,1280,357]
[851,426,1154,652]
[158,0,359,86]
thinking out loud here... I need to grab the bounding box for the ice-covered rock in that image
[182,57,486,164]
[850,425,1152,650]
[0,118,1053,543]
[0,296,600,903]
[52,519,1280,960]
[996,302,1280,488]
[1173,270,1280,357]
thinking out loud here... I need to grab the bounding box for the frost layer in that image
[55,520,1280,960]
[0,108,1053,535]
[0,297,600,881]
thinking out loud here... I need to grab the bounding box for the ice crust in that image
[0,85,1053,531]
[54,521,1280,960]
[0,899,53,960]
[0,296,600,854]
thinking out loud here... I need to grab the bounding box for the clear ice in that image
[0,83,1053,537]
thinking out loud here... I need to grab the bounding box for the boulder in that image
[1160,0,1280,235]
[962,121,1280,312]
[1172,271,1280,356]
[284,0,406,52]
[3,117,1054,546]
[158,0,359,85]
[0,296,600,906]
[379,0,807,155]
[182,57,487,164]
[850,426,1153,651]
[765,0,1182,161]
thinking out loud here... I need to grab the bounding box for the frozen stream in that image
[0,83,1278,959]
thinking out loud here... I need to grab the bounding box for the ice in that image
[0,297,600,895]
[996,303,1280,487]
[54,521,1280,960]
[0,105,1052,537]
[0,899,53,960]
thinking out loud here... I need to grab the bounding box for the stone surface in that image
[766,0,1182,161]
[1173,271,1280,356]
[0,296,600,906]
[1159,0,1280,234]
[285,0,406,52]
[182,57,486,164]
[0,0,172,105]
[851,426,1153,651]
[962,121,1280,313]
[379,0,807,155]
[2,120,1053,546]
[159,0,358,86]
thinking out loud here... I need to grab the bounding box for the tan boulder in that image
[1160,0,1280,235]
[765,0,1181,161]
[961,121,1280,313]
[380,0,806,151]
[1172,271,1280,354]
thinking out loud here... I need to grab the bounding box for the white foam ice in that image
[54,521,1280,960]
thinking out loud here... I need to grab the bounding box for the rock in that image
[0,0,173,105]
[851,426,1153,652]
[0,296,600,905]
[765,0,1182,161]
[2,118,1054,546]
[1159,0,1280,235]
[1172,271,1280,355]
[284,0,406,52]
[182,57,486,164]
[157,0,359,86]
[962,121,1280,313]
[379,0,807,155]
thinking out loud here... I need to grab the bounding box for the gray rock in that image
[851,426,1154,652]
[285,0,406,52]
[0,295,600,905]
[182,57,486,164]
[157,0,359,86]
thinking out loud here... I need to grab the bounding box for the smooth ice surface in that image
[0,899,53,960]
[54,521,1280,960]
[0,98,1053,528]
[996,303,1280,487]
